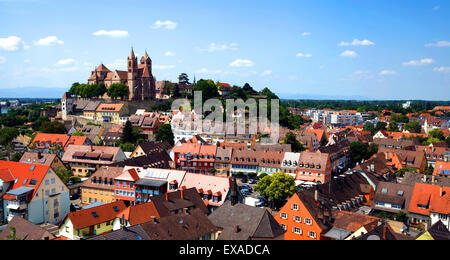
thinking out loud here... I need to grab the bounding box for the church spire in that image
[130,47,135,59]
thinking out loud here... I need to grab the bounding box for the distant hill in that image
[278,92,373,101]
[0,87,66,98]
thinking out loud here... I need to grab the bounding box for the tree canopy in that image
[284,132,305,152]
[255,172,296,202]
[107,83,129,100]
[155,124,175,146]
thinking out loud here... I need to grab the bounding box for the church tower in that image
[127,47,138,100]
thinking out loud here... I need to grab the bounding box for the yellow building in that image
[80,166,123,205]
[58,201,127,240]
[95,103,128,124]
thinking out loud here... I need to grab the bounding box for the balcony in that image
[6,200,28,210]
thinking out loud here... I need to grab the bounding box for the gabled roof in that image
[116,168,140,182]
[96,103,124,112]
[0,216,55,240]
[61,201,127,230]
[138,208,217,240]
[179,173,232,207]
[0,161,50,201]
[0,168,16,182]
[208,201,285,240]
[331,211,380,232]
[408,183,450,216]
[138,141,171,154]
[19,152,58,166]
[150,188,208,217]
[95,64,111,72]
[119,201,160,226]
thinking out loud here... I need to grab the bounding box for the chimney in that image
[440,186,443,197]
[90,145,94,152]
[432,175,435,184]
[37,151,42,159]
[382,224,388,240]
[234,225,240,233]
[315,189,318,202]
[180,189,184,200]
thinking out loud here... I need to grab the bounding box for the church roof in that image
[96,64,111,72]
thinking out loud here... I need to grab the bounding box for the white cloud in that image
[340,50,358,58]
[433,67,450,72]
[24,59,31,63]
[425,41,450,47]
[59,66,78,72]
[262,70,272,76]
[379,70,397,75]
[288,75,298,81]
[55,58,76,66]
[197,43,239,52]
[0,56,6,64]
[301,32,312,37]
[0,36,22,51]
[229,59,255,67]
[296,53,312,58]
[339,39,374,46]
[402,58,434,66]
[196,68,223,74]
[433,5,440,11]
[165,51,176,56]
[153,65,176,70]
[35,36,64,46]
[152,20,177,30]
[92,30,129,38]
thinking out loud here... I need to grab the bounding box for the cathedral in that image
[87,48,156,100]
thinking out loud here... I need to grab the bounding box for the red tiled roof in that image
[64,136,87,150]
[0,161,50,201]
[96,103,124,112]
[0,168,15,182]
[61,201,127,229]
[408,183,450,216]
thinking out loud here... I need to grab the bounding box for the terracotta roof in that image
[64,136,88,150]
[0,168,15,182]
[257,150,284,167]
[62,145,123,165]
[81,166,124,190]
[0,161,50,201]
[95,64,111,72]
[61,201,127,230]
[179,173,232,207]
[434,161,450,176]
[116,168,140,182]
[408,183,450,216]
[96,103,124,112]
[123,201,160,226]
[19,152,58,166]
[31,133,69,148]
[332,211,380,232]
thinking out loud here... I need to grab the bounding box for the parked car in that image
[249,179,258,184]
[241,177,248,183]
[241,185,252,192]
[240,189,250,196]
[258,197,268,206]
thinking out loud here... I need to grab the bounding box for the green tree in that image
[56,168,72,184]
[122,121,134,143]
[367,143,379,157]
[39,121,67,134]
[155,124,175,146]
[11,151,24,162]
[445,136,450,146]
[429,129,445,141]
[94,83,107,98]
[424,164,434,176]
[229,86,248,100]
[255,172,296,204]
[0,127,19,160]
[387,121,399,132]
[107,83,129,100]
[284,132,305,152]
[178,73,189,84]
[375,121,387,132]
[71,131,86,136]
[193,79,219,101]
[397,167,417,177]
[404,121,422,133]
[119,142,136,153]
[364,122,375,134]
[350,141,368,164]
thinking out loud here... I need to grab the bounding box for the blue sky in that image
[0,0,449,100]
